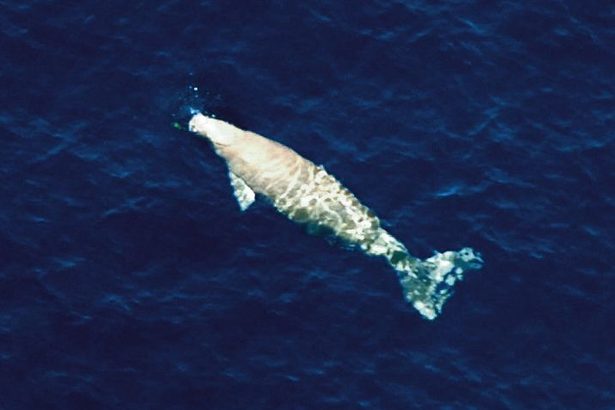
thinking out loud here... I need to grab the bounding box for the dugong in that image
[188,113,482,320]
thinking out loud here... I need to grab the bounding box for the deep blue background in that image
[1,1,614,409]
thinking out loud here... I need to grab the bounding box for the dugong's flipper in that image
[229,171,255,211]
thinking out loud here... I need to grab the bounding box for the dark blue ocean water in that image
[1,1,614,408]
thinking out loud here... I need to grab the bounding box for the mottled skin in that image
[188,114,482,319]
[189,115,380,246]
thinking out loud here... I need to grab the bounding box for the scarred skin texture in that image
[189,114,384,248]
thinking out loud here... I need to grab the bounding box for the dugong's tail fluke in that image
[365,230,482,320]
[397,248,483,320]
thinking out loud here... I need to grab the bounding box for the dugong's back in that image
[220,131,382,246]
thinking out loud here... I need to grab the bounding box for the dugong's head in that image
[188,113,243,146]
